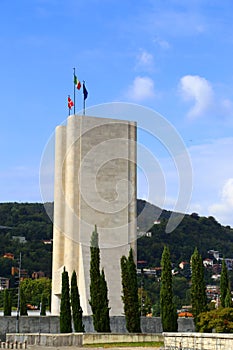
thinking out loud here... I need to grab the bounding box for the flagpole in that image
[73,67,76,115]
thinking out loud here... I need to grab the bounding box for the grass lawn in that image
[85,341,164,348]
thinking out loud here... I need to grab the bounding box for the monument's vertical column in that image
[63,115,80,280]
[128,121,137,254]
[51,125,67,315]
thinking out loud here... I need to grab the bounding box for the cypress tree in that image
[40,292,47,316]
[225,288,232,308]
[160,245,178,332]
[191,247,207,325]
[71,270,85,332]
[60,267,72,333]
[99,269,111,332]
[121,248,141,333]
[89,225,101,331]
[3,289,11,316]
[220,259,229,308]
[89,225,111,332]
[20,288,28,316]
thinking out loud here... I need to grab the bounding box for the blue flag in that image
[83,83,88,100]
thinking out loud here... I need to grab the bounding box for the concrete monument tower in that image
[51,114,137,316]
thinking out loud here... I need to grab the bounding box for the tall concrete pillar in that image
[51,115,137,316]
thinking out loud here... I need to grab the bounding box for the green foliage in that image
[137,274,161,315]
[0,258,14,278]
[197,307,233,333]
[1,200,233,288]
[191,248,207,325]
[138,286,152,316]
[121,248,141,333]
[0,288,17,309]
[172,276,190,309]
[0,202,53,279]
[3,289,11,316]
[220,259,229,308]
[60,267,72,333]
[71,270,85,332]
[40,292,47,316]
[225,289,233,308]
[20,287,28,316]
[89,225,101,330]
[99,269,111,332]
[89,226,111,332]
[20,278,51,308]
[160,246,178,332]
[137,201,233,267]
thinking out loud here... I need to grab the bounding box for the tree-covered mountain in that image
[137,199,233,267]
[0,202,53,278]
[0,200,233,281]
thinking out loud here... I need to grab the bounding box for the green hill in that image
[0,200,233,280]
[0,202,53,278]
[137,199,233,266]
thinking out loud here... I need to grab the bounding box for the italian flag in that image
[74,74,81,90]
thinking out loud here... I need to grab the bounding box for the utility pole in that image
[16,252,21,333]
[141,268,144,317]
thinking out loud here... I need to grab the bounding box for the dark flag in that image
[83,82,88,100]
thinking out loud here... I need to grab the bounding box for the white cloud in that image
[136,50,155,72]
[179,75,214,119]
[209,178,233,226]
[126,76,155,101]
[153,36,170,49]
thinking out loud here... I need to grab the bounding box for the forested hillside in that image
[0,201,233,281]
[0,202,53,278]
[137,202,233,267]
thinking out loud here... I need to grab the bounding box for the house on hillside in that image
[3,252,14,260]
[11,267,28,280]
[203,258,213,268]
[0,277,10,290]
[220,258,233,271]
[179,261,191,278]
[32,271,45,279]
[12,236,27,244]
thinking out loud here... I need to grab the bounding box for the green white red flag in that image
[74,74,81,90]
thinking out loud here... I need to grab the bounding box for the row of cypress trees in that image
[60,225,141,333]
[60,269,85,333]
[160,246,208,332]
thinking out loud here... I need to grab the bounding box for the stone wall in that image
[0,316,194,341]
[0,316,59,341]
[178,317,195,332]
[7,333,164,347]
[163,332,233,350]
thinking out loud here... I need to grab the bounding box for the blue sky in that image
[1,0,233,227]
